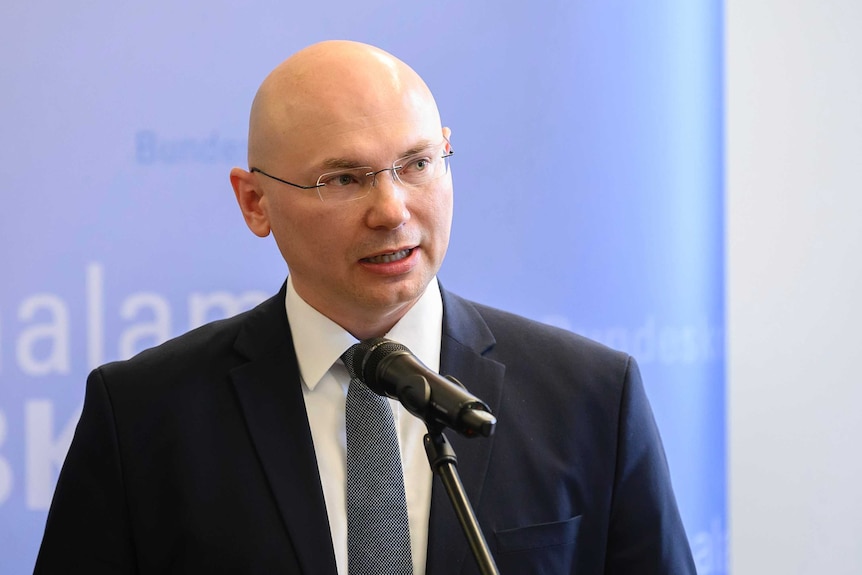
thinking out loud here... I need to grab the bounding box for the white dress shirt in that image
[285,276,441,575]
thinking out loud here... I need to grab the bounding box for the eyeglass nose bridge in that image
[365,164,404,188]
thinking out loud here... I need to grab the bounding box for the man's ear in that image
[230,168,271,238]
[442,127,452,151]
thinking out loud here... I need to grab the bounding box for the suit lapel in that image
[426,289,506,575]
[225,284,503,575]
[229,285,337,575]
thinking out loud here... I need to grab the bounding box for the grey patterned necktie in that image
[341,344,414,575]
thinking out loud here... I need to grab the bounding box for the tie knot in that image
[341,343,361,380]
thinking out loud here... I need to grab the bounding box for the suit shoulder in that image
[96,290,283,384]
[467,298,630,365]
[444,294,637,403]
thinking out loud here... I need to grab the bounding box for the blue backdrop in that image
[0,1,725,572]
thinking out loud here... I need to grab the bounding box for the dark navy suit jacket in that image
[35,284,696,574]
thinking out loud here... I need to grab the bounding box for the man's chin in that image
[355,277,430,314]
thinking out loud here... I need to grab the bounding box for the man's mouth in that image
[362,248,414,264]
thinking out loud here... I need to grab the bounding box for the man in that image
[35,41,695,574]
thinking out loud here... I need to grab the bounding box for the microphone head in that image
[352,337,496,438]
[351,338,410,391]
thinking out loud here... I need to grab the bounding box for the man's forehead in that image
[271,93,443,162]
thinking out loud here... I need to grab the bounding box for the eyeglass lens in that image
[316,149,451,202]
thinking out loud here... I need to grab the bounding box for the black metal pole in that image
[423,430,500,575]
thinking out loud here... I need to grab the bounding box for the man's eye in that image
[402,157,432,172]
[321,171,363,187]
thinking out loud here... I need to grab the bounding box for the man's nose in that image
[364,169,410,230]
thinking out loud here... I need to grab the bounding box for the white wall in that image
[728,1,862,573]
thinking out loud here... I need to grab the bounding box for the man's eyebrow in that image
[400,140,437,157]
[317,140,439,171]
[319,158,370,171]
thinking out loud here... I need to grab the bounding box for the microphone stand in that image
[423,424,500,575]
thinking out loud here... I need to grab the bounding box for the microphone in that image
[349,338,496,438]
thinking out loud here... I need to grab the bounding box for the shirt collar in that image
[285,276,443,391]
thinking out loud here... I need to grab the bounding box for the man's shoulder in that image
[97,289,285,383]
[443,290,636,402]
[445,290,628,365]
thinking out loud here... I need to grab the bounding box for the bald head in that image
[247,40,442,169]
[230,41,453,339]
